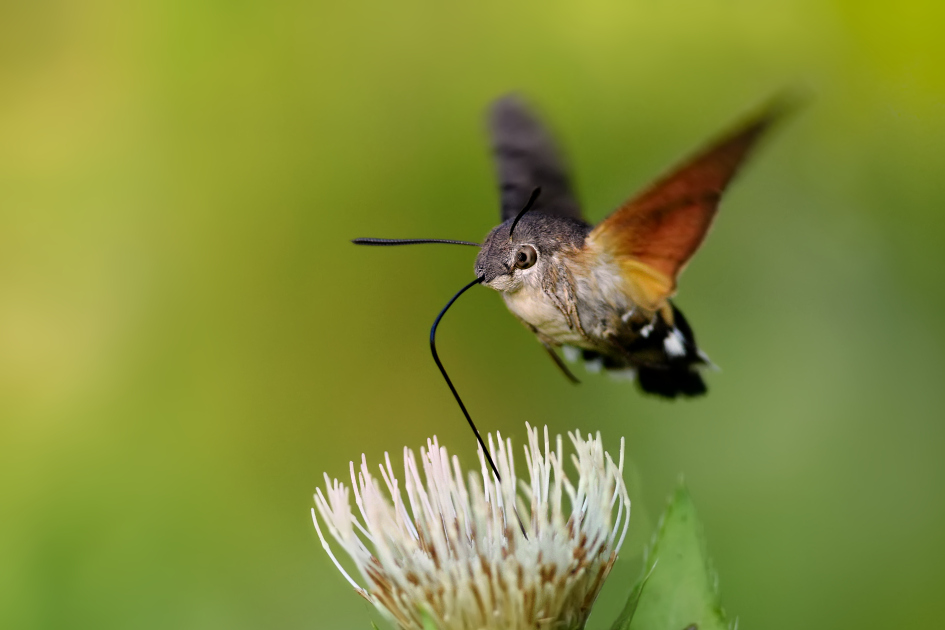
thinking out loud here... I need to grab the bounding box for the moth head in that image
[475,213,589,292]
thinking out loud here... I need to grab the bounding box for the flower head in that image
[312,423,631,630]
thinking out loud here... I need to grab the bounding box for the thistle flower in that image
[312,423,631,630]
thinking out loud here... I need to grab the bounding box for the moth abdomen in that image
[630,304,710,398]
[637,365,708,398]
[565,303,711,399]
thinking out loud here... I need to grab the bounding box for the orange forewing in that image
[589,99,790,307]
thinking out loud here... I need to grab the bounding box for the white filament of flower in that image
[312,423,631,630]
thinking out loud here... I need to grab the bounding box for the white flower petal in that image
[313,424,631,630]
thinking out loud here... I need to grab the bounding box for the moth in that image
[354,96,788,475]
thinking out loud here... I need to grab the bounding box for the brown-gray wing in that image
[489,96,584,222]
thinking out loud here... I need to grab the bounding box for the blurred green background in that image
[2,0,944,628]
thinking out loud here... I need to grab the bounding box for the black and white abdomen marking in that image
[564,303,711,399]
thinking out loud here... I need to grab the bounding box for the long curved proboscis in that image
[352,238,481,247]
[428,276,504,482]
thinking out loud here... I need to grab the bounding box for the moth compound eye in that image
[514,244,538,270]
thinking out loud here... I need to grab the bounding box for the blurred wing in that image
[588,98,791,310]
[489,96,584,222]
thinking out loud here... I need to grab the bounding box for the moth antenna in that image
[352,238,481,247]
[508,187,542,241]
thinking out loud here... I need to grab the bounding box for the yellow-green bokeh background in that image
[2,1,944,628]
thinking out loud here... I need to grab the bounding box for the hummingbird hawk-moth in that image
[354,95,788,475]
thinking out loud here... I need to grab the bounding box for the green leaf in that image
[610,486,731,630]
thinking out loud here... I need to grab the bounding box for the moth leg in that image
[562,266,592,342]
[542,266,593,344]
[512,312,582,384]
[542,286,572,326]
[541,342,581,384]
